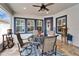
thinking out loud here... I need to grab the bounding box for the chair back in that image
[48,31,55,36]
[16,33,23,47]
[43,36,57,53]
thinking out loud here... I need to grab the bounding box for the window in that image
[15,19,25,33]
[56,15,67,34]
[37,20,42,31]
[27,20,35,32]
[14,18,43,33]
[0,7,11,44]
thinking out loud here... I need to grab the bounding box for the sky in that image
[0,8,10,22]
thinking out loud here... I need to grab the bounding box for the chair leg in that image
[55,45,57,55]
[19,51,21,56]
[41,50,44,56]
[17,43,21,56]
[37,44,39,49]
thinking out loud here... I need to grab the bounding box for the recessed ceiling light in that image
[24,7,26,10]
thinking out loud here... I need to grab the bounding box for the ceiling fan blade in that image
[45,8,49,11]
[38,8,42,11]
[32,5,41,7]
[45,3,54,7]
[38,9,41,12]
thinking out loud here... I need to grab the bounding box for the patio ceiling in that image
[6,3,77,17]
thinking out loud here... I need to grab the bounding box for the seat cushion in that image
[20,45,32,56]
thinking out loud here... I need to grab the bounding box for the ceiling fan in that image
[32,3,54,12]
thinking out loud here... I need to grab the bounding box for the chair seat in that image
[20,45,32,56]
[32,42,40,46]
[22,42,31,48]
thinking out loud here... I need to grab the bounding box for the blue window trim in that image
[34,19,37,30]
[14,17,42,34]
[25,19,27,33]
[14,18,16,33]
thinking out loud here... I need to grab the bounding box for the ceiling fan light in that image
[24,7,26,10]
[46,11,48,14]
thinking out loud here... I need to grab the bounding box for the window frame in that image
[14,17,26,34]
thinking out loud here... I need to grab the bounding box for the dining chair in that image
[16,33,32,56]
[42,35,58,56]
[32,30,44,55]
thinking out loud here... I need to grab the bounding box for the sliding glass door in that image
[0,8,11,44]
[44,17,53,36]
